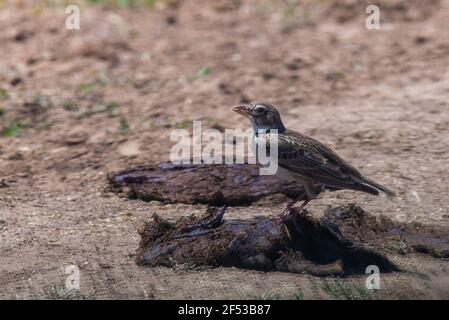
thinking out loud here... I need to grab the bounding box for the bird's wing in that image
[259,130,377,193]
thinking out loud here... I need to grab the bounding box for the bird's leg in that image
[295,180,319,215]
[298,197,312,209]
[297,197,311,216]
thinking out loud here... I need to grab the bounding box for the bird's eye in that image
[253,105,266,115]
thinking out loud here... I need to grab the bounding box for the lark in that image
[233,102,395,212]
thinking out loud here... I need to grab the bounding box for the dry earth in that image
[0,0,449,299]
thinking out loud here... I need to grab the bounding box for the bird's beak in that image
[232,105,250,118]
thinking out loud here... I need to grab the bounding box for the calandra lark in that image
[233,102,395,211]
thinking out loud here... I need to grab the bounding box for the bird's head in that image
[232,102,286,132]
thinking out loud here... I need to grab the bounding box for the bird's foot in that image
[298,208,310,218]
[282,204,293,218]
[282,197,310,216]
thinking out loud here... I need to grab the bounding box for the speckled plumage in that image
[233,102,395,209]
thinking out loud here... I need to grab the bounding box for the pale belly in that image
[275,167,321,198]
[275,167,307,184]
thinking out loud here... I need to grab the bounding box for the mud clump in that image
[137,206,400,276]
[108,162,304,206]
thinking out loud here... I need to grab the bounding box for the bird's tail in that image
[356,176,396,198]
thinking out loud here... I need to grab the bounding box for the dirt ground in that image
[1,0,449,299]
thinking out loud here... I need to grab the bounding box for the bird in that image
[232,102,395,212]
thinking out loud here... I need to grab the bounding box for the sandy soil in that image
[0,0,448,299]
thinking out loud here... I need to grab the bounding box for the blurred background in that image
[1,0,449,299]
